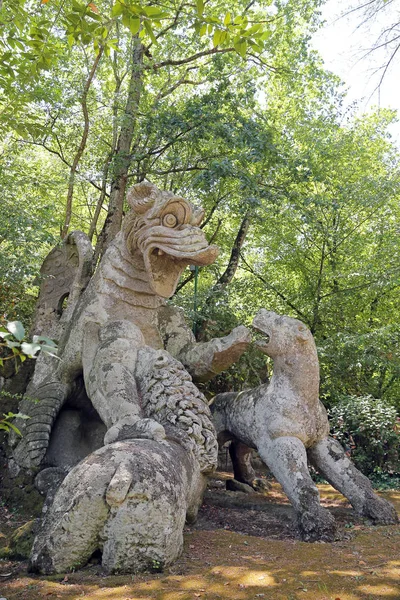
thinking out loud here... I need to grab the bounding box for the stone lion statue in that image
[212,310,398,541]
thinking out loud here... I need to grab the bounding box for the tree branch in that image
[147,47,234,71]
[61,46,104,239]
[240,254,310,323]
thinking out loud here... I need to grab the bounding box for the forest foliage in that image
[0,0,399,477]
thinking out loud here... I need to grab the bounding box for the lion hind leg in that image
[308,437,398,525]
[258,435,336,541]
[228,440,271,492]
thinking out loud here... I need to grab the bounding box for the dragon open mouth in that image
[143,230,218,298]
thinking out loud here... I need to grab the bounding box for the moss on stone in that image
[8,520,36,559]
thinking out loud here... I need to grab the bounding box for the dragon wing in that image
[32,231,93,340]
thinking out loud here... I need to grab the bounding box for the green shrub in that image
[329,395,399,481]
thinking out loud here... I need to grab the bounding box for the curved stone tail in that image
[13,381,69,469]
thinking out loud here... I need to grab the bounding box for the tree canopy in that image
[1,0,399,417]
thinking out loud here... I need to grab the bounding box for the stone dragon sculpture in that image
[11,181,251,574]
[12,181,250,473]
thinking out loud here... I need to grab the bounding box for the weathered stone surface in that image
[9,521,37,560]
[225,479,255,494]
[212,310,398,541]
[13,181,249,472]
[29,438,205,574]
[10,182,252,574]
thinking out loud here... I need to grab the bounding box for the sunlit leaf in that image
[21,342,42,357]
[6,321,25,341]
[196,0,204,17]
[144,20,157,44]
[128,17,140,35]
[111,1,124,17]
[143,7,168,19]
[224,12,231,26]
[234,38,247,57]
[213,29,222,47]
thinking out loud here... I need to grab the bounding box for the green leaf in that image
[213,29,222,47]
[196,0,204,17]
[6,340,21,349]
[128,17,140,35]
[122,13,130,29]
[199,23,207,36]
[0,331,12,339]
[21,342,42,357]
[7,321,25,341]
[32,335,58,348]
[111,1,124,17]
[260,31,271,41]
[143,7,169,19]
[13,413,31,420]
[144,20,157,44]
[2,420,22,436]
[234,38,247,58]
[248,39,263,53]
[72,0,84,12]
[224,12,231,26]
[247,23,262,35]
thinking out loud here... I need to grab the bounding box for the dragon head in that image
[123,181,219,298]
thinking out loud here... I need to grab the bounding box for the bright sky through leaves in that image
[312,0,400,143]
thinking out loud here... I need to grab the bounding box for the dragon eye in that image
[162,213,178,228]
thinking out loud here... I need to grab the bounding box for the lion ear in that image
[296,326,309,343]
[126,181,159,213]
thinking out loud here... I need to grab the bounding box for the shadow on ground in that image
[1,481,399,600]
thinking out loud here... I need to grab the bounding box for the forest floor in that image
[0,473,399,600]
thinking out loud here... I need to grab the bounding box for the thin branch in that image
[208,218,222,244]
[16,139,107,195]
[143,164,209,176]
[148,47,234,71]
[175,271,195,293]
[240,253,310,323]
[201,195,229,229]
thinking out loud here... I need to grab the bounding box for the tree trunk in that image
[94,38,144,262]
[60,47,104,240]
[197,214,251,340]
[215,214,250,288]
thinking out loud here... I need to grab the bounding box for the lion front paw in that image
[296,507,336,542]
[251,478,271,493]
[104,417,166,445]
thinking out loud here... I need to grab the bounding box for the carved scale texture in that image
[140,356,218,474]
[13,382,68,468]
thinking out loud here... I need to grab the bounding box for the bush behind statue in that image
[329,395,400,488]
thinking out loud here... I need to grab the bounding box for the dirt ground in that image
[0,473,399,600]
